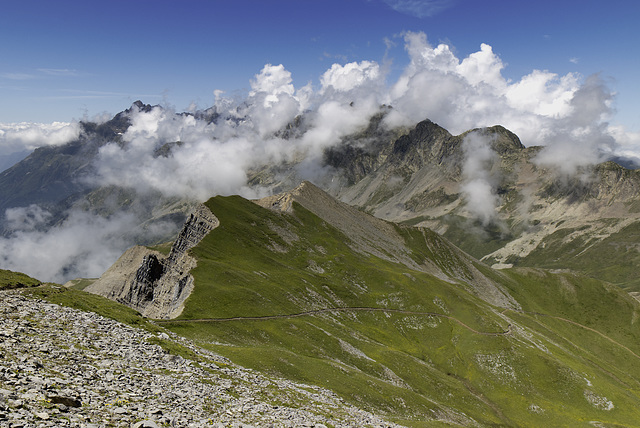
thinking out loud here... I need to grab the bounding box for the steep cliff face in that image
[86,204,219,318]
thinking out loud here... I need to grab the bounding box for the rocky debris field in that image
[0,290,398,428]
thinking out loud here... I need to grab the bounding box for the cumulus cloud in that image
[0,121,81,156]
[386,32,579,139]
[504,70,578,117]
[92,61,387,201]
[92,33,629,204]
[244,64,308,137]
[533,75,616,175]
[320,61,382,93]
[456,43,507,90]
[382,31,628,176]
[91,104,261,200]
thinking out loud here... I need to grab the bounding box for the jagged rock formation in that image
[86,204,219,318]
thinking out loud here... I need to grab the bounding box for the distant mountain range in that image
[2,101,640,291]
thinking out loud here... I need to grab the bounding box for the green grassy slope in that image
[515,221,640,292]
[156,195,640,426]
[0,268,41,290]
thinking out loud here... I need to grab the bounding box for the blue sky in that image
[1,0,639,130]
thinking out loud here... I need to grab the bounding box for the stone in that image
[34,411,49,419]
[86,204,220,319]
[49,395,82,408]
[132,421,160,428]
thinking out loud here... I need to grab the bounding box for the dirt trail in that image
[156,307,512,336]
[502,308,640,361]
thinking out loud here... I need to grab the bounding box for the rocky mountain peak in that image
[391,119,455,164]
[131,100,155,113]
[464,125,525,154]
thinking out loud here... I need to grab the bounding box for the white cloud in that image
[456,43,506,90]
[0,121,81,157]
[609,125,640,156]
[1,73,37,80]
[0,206,139,283]
[381,0,456,18]
[62,35,635,206]
[381,30,629,173]
[245,64,307,136]
[504,70,578,117]
[302,97,380,151]
[37,68,79,77]
[4,205,52,232]
[92,103,274,201]
[4,31,640,281]
[460,132,499,225]
[532,75,616,175]
[320,61,382,93]
[250,64,295,98]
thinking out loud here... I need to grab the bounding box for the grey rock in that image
[48,395,81,408]
[33,411,49,419]
[86,204,219,319]
[132,421,159,428]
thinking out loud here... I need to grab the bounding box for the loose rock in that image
[0,290,399,427]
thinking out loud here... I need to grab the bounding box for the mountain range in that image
[3,101,639,290]
[2,101,640,425]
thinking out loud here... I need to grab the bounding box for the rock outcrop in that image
[87,204,219,319]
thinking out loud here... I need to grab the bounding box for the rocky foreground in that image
[0,290,398,428]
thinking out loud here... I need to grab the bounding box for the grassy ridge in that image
[161,195,640,426]
[0,268,41,290]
